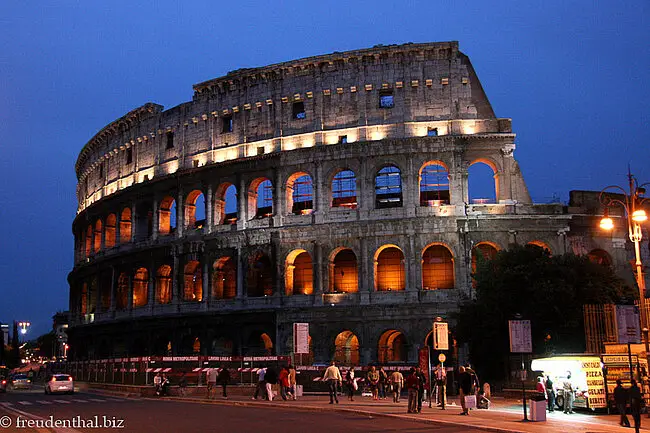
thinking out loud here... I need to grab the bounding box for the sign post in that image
[433,318,449,409]
[293,323,309,366]
[509,319,532,421]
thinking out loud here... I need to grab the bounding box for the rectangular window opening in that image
[338,135,348,144]
[427,128,438,137]
[126,148,133,164]
[222,115,233,133]
[99,164,104,178]
[166,132,174,149]
[292,101,306,120]
[379,90,394,108]
[257,146,265,155]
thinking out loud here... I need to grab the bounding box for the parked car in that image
[45,374,74,395]
[11,374,31,390]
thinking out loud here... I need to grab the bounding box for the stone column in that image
[115,212,121,246]
[172,251,180,306]
[148,261,155,311]
[236,248,245,299]
[202,260,209,308]
[131,202,136,243]
[237,177,247,230]
[127,271,134,312]
[176,189,184,238]
[109,266,117,315]
[152,197,159,241]
[205,184,214,233]
[407,234,418,292]
[273,169,284,226]
[360,237,370,304]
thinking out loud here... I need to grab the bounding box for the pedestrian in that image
[252,367,267,400]
[323,360,342,404]
[279,366,290,401]
[458,366,472,416]
[389,369,404,403]
[630,379,642,433]
[405,367,420,414]
[545,375,555,412]
[178,371,188,397]
[160,373,170,396]
[367,365,380,400]
[614,379,630,427]
[265,365,278,401]
[288,365,297,400]
[217,366,230,399]
[378,366,388,399]
[434,363,447,407]
[206,367,218,399]
[535,376,547,403]
[153,372,162,396]
[562,372,574,414]
[416,367,427,413]
[345,367,357,401]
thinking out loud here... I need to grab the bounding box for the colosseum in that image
[68,41,624,366]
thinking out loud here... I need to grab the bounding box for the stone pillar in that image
[148,261,155,311]
[236,248,245,299]
[237,177,247,230]
[202,260,209,307]
[360,237,370,304]
[405,156,417,217]
[407,234,418,292]
[127,271,134,312]
[109,266,117,314]
[131,202,136,243]
[313,242,323,302]
[172,251,180,306]
[273,169,283,226]
[115,211,121,246]
[152,197,159,241]
[176,189,184,238]
[206,184,214,233]
[313,162,324,223]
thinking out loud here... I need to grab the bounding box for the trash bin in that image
[529,396,547,422]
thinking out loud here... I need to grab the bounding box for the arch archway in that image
[246,332,274,355]
[85,225,93,256]
[331,169,357,209]
[105,214,116,248]
[185,190,205,230]
[375,165,403,209]
[378,330,407,363]
[93,219,103,252]
[156,265,172,304]
[420,162,450,206]
[588,249,612,267]
[247,253,274,297]
[159,196,176,235]
[472,243,499,287]
[285,250,313,295]
[116,272,129,310]
[132,267,148,308]
[330,249,358,293]
[468,160,497,204]
[374,245,405,291]
[212,256,237,300]
[183,260,203,302]
[249,178,273,219]
[120,208,132,243]
[215,183,238,225]
[528,241,552,254]
[422,244,455,290]
[286,173,314,215]
[334,331,360,366]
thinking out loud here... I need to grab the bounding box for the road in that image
[0,387,491,433]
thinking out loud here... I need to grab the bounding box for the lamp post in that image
[599,171,649,383]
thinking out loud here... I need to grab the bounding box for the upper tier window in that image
[292,101,306,120]
[379,90,394,108]
[166,131,174,149]
[222,115,233,133]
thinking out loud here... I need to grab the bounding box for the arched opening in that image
[249,178,273,219]
[420,162,450,206]
[212,256,237,300]
[116,272,129,310]
[471,243,499,287]
[105,214,116,248]
[93,219,102,253]
[80,282,88,315]
[378,330,407,363]
[375,165,403,208]
[247,332,274,356]
[120,208,132,243]
[159,196,176,235]
[285,250,313,295]
[528,241,552,255]
[331,169,357,209]
[192,337,201,354]
[261,333,274,355]
[156,265,172,304]
[210,337,234,356]
[85,225,92,256]
[374,245,405,291]
[183,260,203,302]
[588,249,612,267]
[132,267,148,308]
[422,244,455,290]
[334,331,360,366]
[185,190,205,230]
[286,173,314,215]
[215,183,238,225]
[247,253,274,297]
[468,161,497,204]
[330,249,358,293]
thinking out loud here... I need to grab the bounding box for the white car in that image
[45,374,74,395]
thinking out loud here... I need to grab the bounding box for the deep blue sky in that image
[1,1,648,337]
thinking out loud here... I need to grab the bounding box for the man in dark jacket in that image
[264,366,278,401]
[217,366,231,399]
[416,367,427,413]
[630,379,642,433]
[614,379,630,427]
[458,366,472,416]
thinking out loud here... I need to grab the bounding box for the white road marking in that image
[105,398,123,402]
[17,401,32,406]
[36,400,53,405]
[0,402,12,407]
[53,399,71,404]
[89,398,106,402]
[71,399,88,403]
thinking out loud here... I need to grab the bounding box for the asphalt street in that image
[0,387,492,433]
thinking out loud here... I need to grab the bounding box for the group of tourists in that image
[252,365,297,402]
[614,379,643,433]
[206,366,231,399]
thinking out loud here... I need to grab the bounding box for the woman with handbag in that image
[345,367,357,401]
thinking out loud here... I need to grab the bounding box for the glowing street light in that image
[18,322,31,335]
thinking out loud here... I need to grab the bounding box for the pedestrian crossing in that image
[0,397,126,408]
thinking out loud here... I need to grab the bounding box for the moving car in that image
[45,374,74,395]
[11,374,31,390]
[0,377,7,393]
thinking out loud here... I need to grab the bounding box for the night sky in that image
[1,1,648,337]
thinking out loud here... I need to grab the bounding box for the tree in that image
[456,244,635,382]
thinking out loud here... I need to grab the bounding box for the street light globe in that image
[632,209,648,223]
[600,217,614,230]
[20,328,26,335]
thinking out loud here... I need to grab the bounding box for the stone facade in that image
[67,42,632,365]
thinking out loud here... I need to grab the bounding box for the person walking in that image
[458,366,472,416]
[378,366,388,400]
[279,366,290,401]
[434,363,447,407]
[562,372,574,414]
[217,366,230,399]
[545,375,555,412]
[614,379,630,427]
[389,369,404,403]
[367,366,380,401]
[405,368,420,414]
[252,367,267,400]
[323,361,342,404]
[535,376,547,403]
[153,372,162,396]
[160,373,170,396]
[630,379,642,433]
[264,366,278,402]
[178,371,188,397]
[345,367,356,401]
[206,367,218,399]
[416,367,427,413]
[288,365,297,400]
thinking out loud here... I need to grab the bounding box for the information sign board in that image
[509,320,532,353]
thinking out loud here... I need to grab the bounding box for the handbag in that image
[465,394,477,409]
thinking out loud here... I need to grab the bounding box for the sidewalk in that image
[149,391,646,433]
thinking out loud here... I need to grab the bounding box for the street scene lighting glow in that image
[599,217,614,230]
[632,209,647,223]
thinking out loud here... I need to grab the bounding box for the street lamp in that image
[17,322,30,336]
